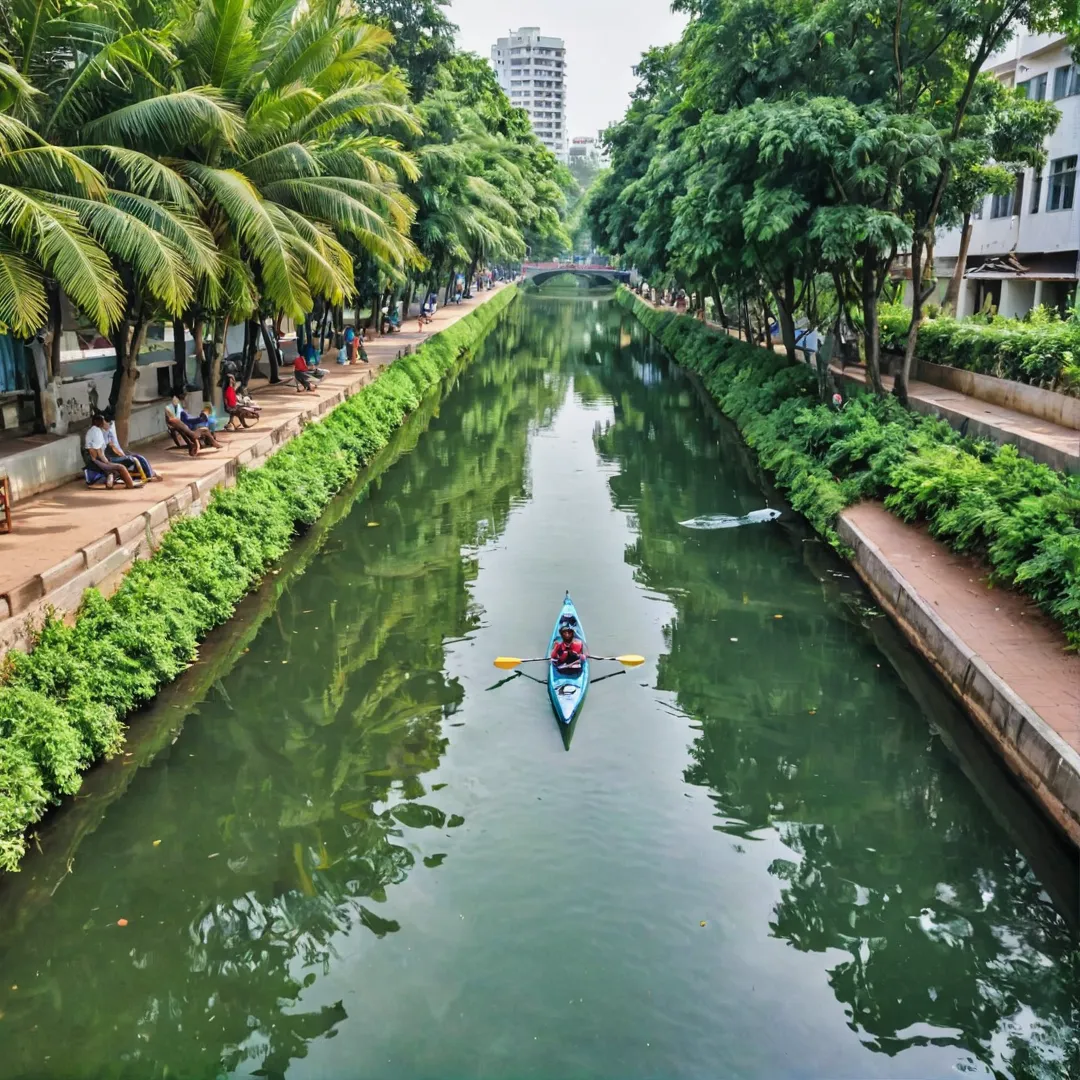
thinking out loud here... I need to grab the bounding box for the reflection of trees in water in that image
[592,307,1080,1080]
[0,318,570,1080]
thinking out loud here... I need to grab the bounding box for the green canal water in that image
[0,291,1077,1079]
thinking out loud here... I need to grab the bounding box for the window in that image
[1018,72,1048,100]
[1053,63,1080,98]
[992,174,1023,217]
[1048,155,1077,210]
[972,198,984,220]
[1030,170,1043,213]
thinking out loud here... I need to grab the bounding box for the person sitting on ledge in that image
[103,406,162,482]
[164,397,221,455]
[223,374,262,426]
[83,412,136,489]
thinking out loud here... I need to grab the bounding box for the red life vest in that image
[551,638,583,664]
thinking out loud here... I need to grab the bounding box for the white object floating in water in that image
[679,509,781,530]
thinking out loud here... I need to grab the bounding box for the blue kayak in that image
[547,592,589,726]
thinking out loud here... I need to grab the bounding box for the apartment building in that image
[490,27,567,161]
[935,32,1080,318]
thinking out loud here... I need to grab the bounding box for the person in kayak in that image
[551,624,585,673]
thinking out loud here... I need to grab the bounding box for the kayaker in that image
[551,625,585,673]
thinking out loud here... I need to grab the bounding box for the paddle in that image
[493,654,645,670]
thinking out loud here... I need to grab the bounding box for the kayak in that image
[547,592,589,726]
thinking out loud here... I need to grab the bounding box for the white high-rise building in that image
[490,27,567,161]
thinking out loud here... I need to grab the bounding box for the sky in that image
[447,0,687,140]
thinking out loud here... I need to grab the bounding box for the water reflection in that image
[0,299,571,1079]
[596,319,1080,1079]
[0,295,1075,1080]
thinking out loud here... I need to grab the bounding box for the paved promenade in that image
[843,502,1080,739]
[0,286,509,649]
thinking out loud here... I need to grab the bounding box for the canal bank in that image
[0,289,1075,1079]
[0,285,517,873]
[617,287,1080,849]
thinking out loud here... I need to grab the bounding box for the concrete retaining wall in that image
[837,511,1080,847]
[915,360,1080,431]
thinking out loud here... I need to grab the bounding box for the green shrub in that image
[878,301,1080,395]
[617,288,1080,649]
[0,286,518,872]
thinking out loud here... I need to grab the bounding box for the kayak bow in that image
[547,592,589,726]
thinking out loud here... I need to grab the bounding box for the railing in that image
[523,263,618,271]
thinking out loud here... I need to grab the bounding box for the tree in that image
[358,0,457,100]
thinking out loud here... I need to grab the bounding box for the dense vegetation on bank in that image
[0,287,516,872]
[1,0,570,440]
[619,290,1080,648]
[878,304,1080,395]
[590,0,1075,402]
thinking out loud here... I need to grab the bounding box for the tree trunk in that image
[464,253,479,299]
[260,319,281,383]
[193,318,209,392]
[241,318,261,385]
[46,285,61,381]
[108,316,129,414]
[172,318,186,396]
[773,268,798,361]
[443,267,455,306]
[896,235,935,403]
[941,213,972,315]
[370,289,381,335]
[113,315,149,447]
[860,259,886,395]
[209,316,229,406]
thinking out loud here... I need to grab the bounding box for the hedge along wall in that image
[617,288,1080,647]
[878,303,1080,396]
[0,286,518,872]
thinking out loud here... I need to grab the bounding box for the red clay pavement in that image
[844,501,1080,744]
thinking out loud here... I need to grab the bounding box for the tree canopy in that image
[590,0,1077,399]
[0,0,571,436]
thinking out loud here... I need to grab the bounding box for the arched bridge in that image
[522,263,631,287]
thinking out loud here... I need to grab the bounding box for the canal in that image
[0,290,1076,1079]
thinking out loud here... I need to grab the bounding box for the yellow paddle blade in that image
[494,656,525,669]
[616,654,646,666]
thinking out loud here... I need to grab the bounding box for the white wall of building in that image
[936,33,1080,317]
[490,27,567,161]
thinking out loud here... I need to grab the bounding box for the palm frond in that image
[86,88,243,152]
[0,185,124,329]
[108,191,220,281]
[73,146,199,210]
[54,194,194,314]
[0,242,48,335]
[180,161,310,316]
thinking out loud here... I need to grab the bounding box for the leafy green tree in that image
[358,0,457,100]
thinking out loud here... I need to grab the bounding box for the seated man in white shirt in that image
[103,406,160,482]
[83,413,136,489]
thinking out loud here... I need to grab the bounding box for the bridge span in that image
[522,263,631,287]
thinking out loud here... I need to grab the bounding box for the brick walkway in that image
[0,286,509,649]
[842,502,1080,749]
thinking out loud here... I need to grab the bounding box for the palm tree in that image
[3,0,422,434]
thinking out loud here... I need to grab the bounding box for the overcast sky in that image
[447,0,686,139]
